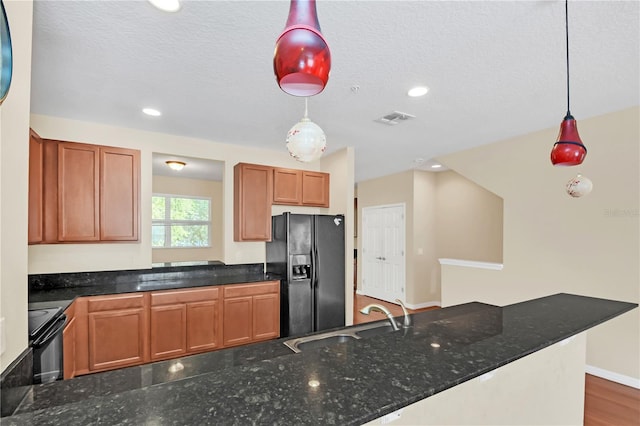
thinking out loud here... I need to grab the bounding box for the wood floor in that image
[353,293,438,325]
[353,293,640,425]
[584,373,640,425]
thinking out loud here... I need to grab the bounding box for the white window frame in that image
[152,193,212,249]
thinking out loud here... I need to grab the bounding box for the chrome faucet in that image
[359,304,400,331]
[395,299,412,328]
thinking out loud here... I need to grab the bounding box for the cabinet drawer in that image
[223,281,279,298]
[151,287,219,306]
[88,293,145,312]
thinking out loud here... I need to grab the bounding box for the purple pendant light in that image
[273,0,331,96]
[550,0,587,166]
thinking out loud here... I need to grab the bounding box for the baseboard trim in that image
[404,301,441,310]
[355,291,441,310]
[586,364,640,389]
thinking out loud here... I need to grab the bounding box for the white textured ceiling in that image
[30,1,639,183]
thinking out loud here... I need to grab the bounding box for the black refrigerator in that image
[266,213,345,337]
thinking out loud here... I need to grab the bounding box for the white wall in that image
[0,0,33,373]
[439,107,640,384]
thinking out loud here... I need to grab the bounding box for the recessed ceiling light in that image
[431,164,442,169]
[148,0,181,12]
[408,86,429,97]
[142,107,162,117]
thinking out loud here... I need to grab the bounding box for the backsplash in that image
[29,262,264,291]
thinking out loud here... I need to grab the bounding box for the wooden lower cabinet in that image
[222,296,253,347]
[149,287,221,361]
[223,281,280,347]
[63,303,77,380]
[87,294,148,372]
[252,293,280,341]
[150,304,187,360]
[66,281,279,378]
[186,300,220,352]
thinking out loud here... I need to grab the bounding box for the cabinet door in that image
[100,147,140,241]
[28,130,44,244]
[187,300,221,352]
[222,296,253,347]
[302,171,330,207]
[233,163,273,241]
[58,142,100,241]
[88,307,147,371]
[150,304,187,360]
[273,168,302,205]
[252,293,280,341]
[62,314,76,380]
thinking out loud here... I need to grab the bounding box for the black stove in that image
[28,307,63,341]
[27,307,66,383]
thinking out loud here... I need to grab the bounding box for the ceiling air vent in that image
[374,111,416,126]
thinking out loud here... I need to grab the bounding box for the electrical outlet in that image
[0,317,5,356]
[380,409,403,424]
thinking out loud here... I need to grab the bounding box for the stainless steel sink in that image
[284,321,398,353]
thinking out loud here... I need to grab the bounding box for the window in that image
[152,194,211,248]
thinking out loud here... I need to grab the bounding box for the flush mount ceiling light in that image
[550,0,587,166]
[273,0,331,96]
[148,0,181,12]
[142,107,162,117]
[165,160,186,171]
[286,97,326,162]
[407,86,429,97]
[430,164,442,169]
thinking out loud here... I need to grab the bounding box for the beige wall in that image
[357,169,503,306]
[411,171,438,304]
[357,170,414,302]
[151,175,224,263]
[0,0,33,372]
[28,114,352,273]
[439,107,640,383]
[435,170,503,263]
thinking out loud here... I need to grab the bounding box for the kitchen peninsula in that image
[4,292,636,425]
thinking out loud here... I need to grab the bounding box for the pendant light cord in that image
[304,97,309,118]
[565,0,571,117]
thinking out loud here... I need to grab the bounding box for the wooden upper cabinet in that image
[273,168,302,205]
[29,137,140,243]
[234,163,273,241]
[58,142,100,241]
[100,147,140,241]
[301,171,330,207]
[272,167,330,207]
[28,130,44,244]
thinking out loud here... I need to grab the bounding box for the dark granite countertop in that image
[28,263,279,310]
[5,293,636,425]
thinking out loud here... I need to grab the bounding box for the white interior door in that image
[361,203,405,303]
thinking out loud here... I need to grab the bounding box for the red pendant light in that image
[273,0,331,97]
[550,0,587,166]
